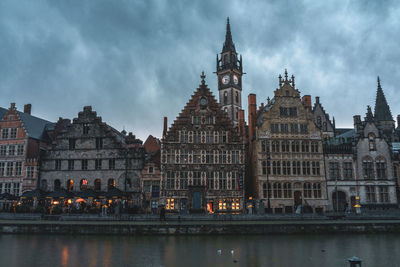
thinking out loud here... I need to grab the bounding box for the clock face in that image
[222,75,230,85]
[233,75,239,85]
[200,97,208,106]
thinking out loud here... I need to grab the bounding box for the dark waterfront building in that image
[40,106,145,203]
[161,74,246,213]
[0,103,54,195]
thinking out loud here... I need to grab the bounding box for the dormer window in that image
[149,167,154,174]
[83,123,90,134]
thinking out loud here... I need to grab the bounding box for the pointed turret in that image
[222,17,236,53]
[365,105,374,122]
[374,76,393,122]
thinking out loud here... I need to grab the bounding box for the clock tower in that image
[216,17,243,125]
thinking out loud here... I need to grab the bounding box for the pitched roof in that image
[374,77,393,121]
[17,110,55,140]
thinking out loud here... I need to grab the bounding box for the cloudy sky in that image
[1,0,400,140]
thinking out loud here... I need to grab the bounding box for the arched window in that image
[235,108,239,120]
[41,179,48,191]
[108,179,116,190]
[80,179,88,190]
[54,179,61,191]
[323,122,327,131]
[317,116,321,127]
[303,182,312,198]
[368,133,376,151]
[94,179,101,191]
[66,179,74,191]
[263,183,267,198]
[235,92,239,103]
[224,92,228,105]
[262,161,267,175]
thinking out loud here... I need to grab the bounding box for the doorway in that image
[192,191,202,210]
[332,191,347,212]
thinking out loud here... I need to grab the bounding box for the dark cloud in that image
[1,0,400,140]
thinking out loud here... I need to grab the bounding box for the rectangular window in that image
[55,159,61,170]
[8,145,15,156]
[207,171,214,190]
[13,182,19,196]
[192,116,201,124]
[0,145,6,156]
[68,160,74,170]
[166,171,175,189]
[180,131,189,143]
[376,162,386,179]
[205,115,214,124]
[83,123,90,134]
[289,107,297,117]
[232,150,240,164]
[95,159,102,170]
[179,171,188,189]
[26,166,34,178]
[218,171,227,189]
[193,171,201,186]
[280,124,289,133]
[290,124,298,134]
[6,162,14,176]
[206,151,214,164]
[343,162,353,179]
[379,186,389,203]
[302,161,311,175]
[311,142,319,153]
[218,199,227,210]
[166,198,175,210]
[366,185,376,203]
[300,124,308,134]
[292,161,300,175]
[270,123,279,133]
[280,107,288,117]
[312,162,320,175]
[109,159,115,170]
[10,128,17,139]
[69,138,76,150]
[81,159,88,170]
[1,128,9,139]
[329,162,340,180]
[206,131,213,143]
[17,145,24,155]
[15,162,22,176]
[0,162,5,176]
[96,137,103,149]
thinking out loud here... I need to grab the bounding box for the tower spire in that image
[222,17,236,53]
[374,76,393,121]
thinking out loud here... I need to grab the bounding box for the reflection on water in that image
[0,233,400,267]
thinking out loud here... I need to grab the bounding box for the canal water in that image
[0,233,399,267]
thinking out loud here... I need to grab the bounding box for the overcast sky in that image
[1,0,400,140]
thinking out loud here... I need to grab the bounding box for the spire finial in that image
[291,75,295,88]
[377,76,381,88]
[284,69,288,81]
[366,105,374,122]
[222,17,236,53]
[201,71,206,85]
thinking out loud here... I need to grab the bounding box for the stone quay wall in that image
[1,219,400,235]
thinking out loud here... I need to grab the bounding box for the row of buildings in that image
[1,18,399,214]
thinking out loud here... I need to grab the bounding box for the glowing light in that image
[67,199,72,204]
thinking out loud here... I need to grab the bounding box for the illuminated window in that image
[166,198,175,210]
[108,179,116,189]
[67,179,74,191]
[218,199,227,210]
[80,179,88,190]
[232,199,240,210]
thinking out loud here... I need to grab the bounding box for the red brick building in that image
[0,103,54,195]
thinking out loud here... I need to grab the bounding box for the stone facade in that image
[312,96,335,138]
[40,106,145,199]
[0,103,54,195]
[161,74,246,214]
[253,71,329,213]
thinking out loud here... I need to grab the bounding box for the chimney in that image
[248,94,257,142]
[163,117,168,138]
[302,95,312,112]
[10,103,15,109]
[24,104,32,115]
[315,96,320,104]
[238,110,246,139]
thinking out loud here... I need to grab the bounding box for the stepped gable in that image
[164,72,240,142]
[374,77,393,122]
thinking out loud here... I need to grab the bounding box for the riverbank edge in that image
[1,219,400,235]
